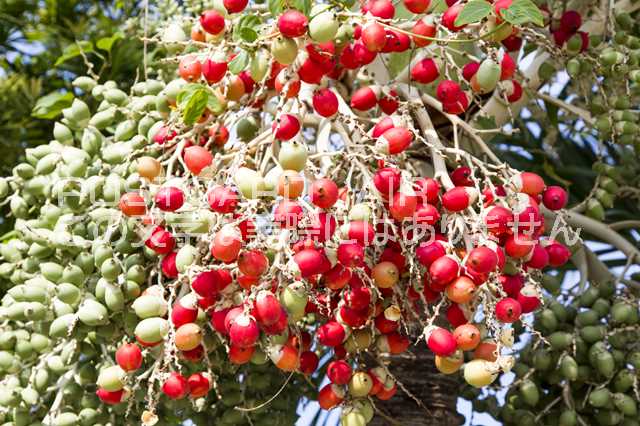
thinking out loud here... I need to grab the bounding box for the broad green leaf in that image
[455,0,492,26]
[476,115,498,130]
[54,41,94,66]
[430,0,447,14]
[182,89,209,125]
[96,33,123,53]
[292,0,311,16]
[501,0,544,26]
[207,94,225,115]
[239,27,258,43]
[31,91,74,119]
[268,0,285,16]
[228,50,250,74]
[387,51,412,79]
[176,83,206,109]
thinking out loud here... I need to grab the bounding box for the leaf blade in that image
[455,0,492,26]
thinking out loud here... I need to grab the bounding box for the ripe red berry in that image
[429,256,460,289]
[462,62,480,81]
[96,388,125,405]
[442,4,465,31]
[187,373,211,398]
[119,192,146,216]
[229,314,260,348]
[273,114,300,141]
[313,88,339,117]
[377,127,413,155]
[412,17,436,47]
[495,298,522,323]
[318,321,346,347]
[560,10,582,33]
[184,146,213,175]
[162,372,190,399]
[200,10,225,35]
[411,58,439,84]
[237,249,269,277]
[207,186,238,213]
[545,241,571,266]
[278,10,308,38]
[416,241,446,267]
[337,242,365,267]
[378,90,399,114]
[542,186,568,210]
[373,167,402,197]
[155,186,184,212]
[404,0,430,13]
[310,178,339,209]
[223,0,248,13]
[441,187,476,211]
[116,343,143,372]
[179,55,202,82]
[327,359,352,384]
[362,22,387,52]
[350,86,379,111]
[466,247,498,274]
[202,58,228,84]
[427,327,457,357]
[364,0,395,19]
[146,227,175,255]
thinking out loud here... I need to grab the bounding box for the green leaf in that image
[228,50,250,74]
[96,33,123,53]
[176,83,205,109]
[430,0,447,13]
[54,41,94,66]
[387,51,412,79]
[268,0,285,16]
[238,27,258,43]
[182,89,209,125]
[455,0,492,26]
[476,115,498,130]
[292,0,311,16]
[233,15,262,42]
[31,91,74,119]
[501,0,544,26]
[207,94,225,115]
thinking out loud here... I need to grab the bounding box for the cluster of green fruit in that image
[0,75,307,425]
[462,280,640,426]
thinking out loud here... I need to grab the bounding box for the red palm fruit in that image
[262,309,288,335]
[437,79,464,104]
[307,42,335,63]
[372,115,399,137]
[389,190,418,221]
[210,307,231,334]
[237,249,269,277]
[273,200,304,228]
[224,306,244,333]
[504,79,523,103]
[272,114,300,141]
[96,388,125,405]
[466,247,499,274]
[560,10,582,33]
[377,127,413,154]
[416,241,446,267]
[298,57,326,84]
[378,90,399,114]
[441,187,477,211]
[307,212,337,243]
[229,314,259,348]
[299,351,319,375]
[202,58,228,84]
[313,88,339,117]
[525,243,549,269]
[327,360,352,384]
[375,314,399,334]
[274,70,301,98]
[119,192,146,216]
[517,285,541,313]
[162,373,190,399]
[339,43,359,69]
[542,186,568,210]
[499,53,516,81]
[278,10,308,38]
[498,274,524,298]
[496,298,522,323]
[181,345,204,362]
[474,341,498,362]
[337,242,365,267]
[175,323,203,352]
[411,58,439,84]
[373,167,402,196]
[317,321,346,347]
[442,91,469,114]
[223,0,248,12]
[339,304,368,328]
[294,249,328,277]
[310,178,339,208]
[161,251,179,279]
[429,256,459,288]
[412,17,436,47]
[155,186,184,212]
[211,225,242,263]
[116,343,142,372]
[208,122,229,146]
[269,344,299,371]
[445,276,476,304]
[228,345,254,364]
[363,0,395,18]
[187,373,210,398]
[350,86,379,111]
[191,270,218,297]
[362,22,387,52]
[207,186,238,214]
[318,384,345,410]
[377,382,398,400]
[450,166,473,186]
[254,291,282,326]
[414,177,440,204]
[446,303,469,327]
[545,241,571,266]
[323,264,352,290]
[184,145,213,175]
[404,0,430,13]
[504,234,534,258]
[172,294,199,327]
[345,281,372,310]
[380,246,406,273]
[502,33,522,51]
[427,327,457,356]
[485,205,513,235]
[146,227,175,255]
[512,171,545,196]
[462,62,480,81]
[414,203,440,226]
[381,332,410,354]
[200,10,225,35]
[453,323,481,351]
[179,55,202,82]
[343,221,376,246]
[442,4,465,31]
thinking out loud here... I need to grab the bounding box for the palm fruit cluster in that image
[462,280,640,426]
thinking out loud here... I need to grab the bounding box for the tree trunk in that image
[370,344,464,426]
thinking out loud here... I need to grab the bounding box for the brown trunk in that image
[369,344,464,426]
